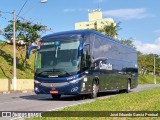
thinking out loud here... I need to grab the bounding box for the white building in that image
[75,9,116,30]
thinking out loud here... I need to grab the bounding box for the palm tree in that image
[97,22,121,38]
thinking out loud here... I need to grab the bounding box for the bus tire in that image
[90,80,99,98]
[51,94,61,100]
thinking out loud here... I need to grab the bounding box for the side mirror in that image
[78,43,83,57]
[78,42,90,57]
[26,45,38,59]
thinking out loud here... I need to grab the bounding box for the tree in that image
[97,22,121,38]
[120,39,135,48]
[4,19,47,66]
[95,22,136,47]
[5,20,46,46]
[138,53,160,76]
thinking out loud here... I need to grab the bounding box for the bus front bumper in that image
[34,81,81,95]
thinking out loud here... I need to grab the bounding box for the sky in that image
[0,0,160,54]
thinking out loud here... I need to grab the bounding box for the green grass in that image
[0,44,35,79]
[138,74,160,84]
[27,87,160,120]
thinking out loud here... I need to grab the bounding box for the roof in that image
[41,30,135,50]
[42,30,97,39]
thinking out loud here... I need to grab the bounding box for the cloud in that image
[63,8,87,12]
[94,0,106,3]
[133,37,160,55]
[103,8,154,20]
[63,9,76,12]
[154,29,160,34]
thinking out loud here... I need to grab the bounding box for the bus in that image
[27,30,138,99]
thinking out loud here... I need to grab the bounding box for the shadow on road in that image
[19,91,122,101]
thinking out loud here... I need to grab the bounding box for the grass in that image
[27,87,160,120]
[138,74,160,84]
[0,44,35,79]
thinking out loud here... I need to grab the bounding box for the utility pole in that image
[13,10,17,91]
[154,56,156,84]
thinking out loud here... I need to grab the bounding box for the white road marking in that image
[47,99,95,111]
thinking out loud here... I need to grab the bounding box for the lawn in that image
[138,74,160,84]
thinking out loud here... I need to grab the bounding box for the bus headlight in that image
[69,79,79,84]
[34,80,41,84]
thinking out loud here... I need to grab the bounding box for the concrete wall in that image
[0,79,34,92]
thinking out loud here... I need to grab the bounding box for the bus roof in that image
[41,30,135,50]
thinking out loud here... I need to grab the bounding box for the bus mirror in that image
[78,43,90,57]
[78,43,83,57]
[26,45,38,59]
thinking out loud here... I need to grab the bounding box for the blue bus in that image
[27,30,138,99]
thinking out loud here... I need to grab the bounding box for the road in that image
[0,84,159,119]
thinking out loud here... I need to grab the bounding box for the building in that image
[75,9,116,30]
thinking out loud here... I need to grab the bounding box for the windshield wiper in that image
[36,68,71,76]
[53,69,72,76]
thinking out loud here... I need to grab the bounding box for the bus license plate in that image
[50,90,58,94]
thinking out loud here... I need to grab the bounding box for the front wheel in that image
[51,94,61,100]
[90,81,99,98]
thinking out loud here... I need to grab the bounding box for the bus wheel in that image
[90,81,99,98]
[51,94,61,100]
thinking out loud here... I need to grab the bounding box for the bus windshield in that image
[35,37,81,77]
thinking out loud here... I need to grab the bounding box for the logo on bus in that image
[99,61,112,70]
[71,87,79,92]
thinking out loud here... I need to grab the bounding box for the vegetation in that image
[97,22,120,38]
[4,20,46,46]
[138,74,160,84]
[138,53,160,75]
[0,44,35,79]
[28,87,160,120]
[4,20,47,66]
[120,39,135,48]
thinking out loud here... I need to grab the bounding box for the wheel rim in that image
[93,84,98,97]
[128,81,131,90]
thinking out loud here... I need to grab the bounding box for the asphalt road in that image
[0,84,159,119]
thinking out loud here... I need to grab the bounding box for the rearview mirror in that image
[26,45,37,59]
[78,42,90,57]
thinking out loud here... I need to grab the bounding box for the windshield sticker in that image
[42,42,55,45]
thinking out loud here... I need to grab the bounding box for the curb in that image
[0,90,34,95]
